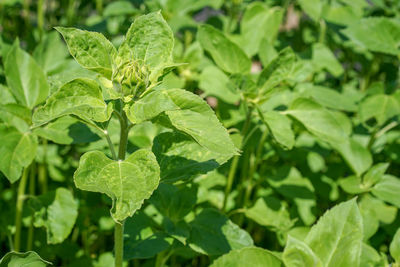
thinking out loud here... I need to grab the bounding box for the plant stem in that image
[14,165,30,252]
[105,131,117,160]
[114,221,124,267]
[118,112,129,160]
[27,162,36,251]
[38,139,48,194]
[222,107,253,211]
[37,0,44,40]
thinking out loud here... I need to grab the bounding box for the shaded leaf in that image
[0,251,52,267]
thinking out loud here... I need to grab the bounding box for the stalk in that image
[222,107,253,211]
[27,162,36,251]
[14,166,30,251]
[114,109,130,267]
[38,139,48,194]
[37,0,44,39]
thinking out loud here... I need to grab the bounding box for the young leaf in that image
[260,110,295,149]
[0,251,52,266]
[32,78,112,126]
[125,89,238,161]
[304,199,363,267]
[188,208,253,255]
[117,12,174,82]
[74,149,160,221]
[197,25,251,74]
[55,27,116,79]
[362,163,389,188]
[0,125,37,183]
[210,247,282,267]
[390,228,400,263]
[371,175,400,208]
[29,188,78,244]
[312,43,344,77]
[4,42,49,109]
[283,236,323,267]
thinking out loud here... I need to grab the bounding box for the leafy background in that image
[1,0,400,266]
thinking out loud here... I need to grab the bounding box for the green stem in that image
[14,166,30,251]
[222,107,253,211]
[95,0,103,15]
[318,19,326,44]
[38,139,48,194]
[114,221,124,267]
[118,112,129,160]
[27,163,36,251]
[105,131,117,160]
[37,0,44,39]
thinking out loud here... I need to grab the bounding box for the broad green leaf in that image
[0,251,52,267]
[74,149,160,221]
[286,98,347,144]
[33,116,100,145]
[371,175,400,208]
[359,94,400,125]
[363,163,389,188]
[0,125,37,183]
[341,17,400,55]
[55,27,116,78]
[103,1,137,17]
[360,243,386,267]
[4,42,49,108]
[260,111,295,149]
[124,212,173,259]
[118,12,174,82]
[188,208,253,255]
[0,103,31,132]
[29,188,78,244]
[210,247,282,267]
[312,43,344,77]
[198,66,240,104]
[390,228,400,263]
[32,78,112,126]
[304,199,363,267]
[334,138,372,177]
[338,176,369,194]
[298,0,323,21]
[149,183,196,222]
[126,89,238,161]
[283,236,322,267]
[197,25,251,74]
[239,3,283,56]
[245,197,294,231]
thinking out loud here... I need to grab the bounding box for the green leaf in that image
[197,25,251,74]
[29,188,78,244]
[260,111,295,149]
[362,163,389,188]
[0,125,37,183]
[371,175,400,208]
[360,243,386,267]
[4,42,49,108]
[334,138,372,177]
[149,183,196,222]
[117,12,174,82]
[188,208,253,255]
[74,149,160,221]
[298,0,323,21]
[341,17,400,55]
[286,98,347,144]
[312,43,344,77]
[198,66,240,104]
[0,251,52,267]
[126,89,238,162]
[124,212,173,259]
[390,228,400,263]
[283,236,322,267]
[338,176,369,194]
[210,247,282,267]
[245,197,294,231]
[304,199,363,267]
[32,78,112,126]
[55,27,116,78]
[359,94,400,125]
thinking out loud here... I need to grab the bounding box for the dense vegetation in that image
[1,0,400,266]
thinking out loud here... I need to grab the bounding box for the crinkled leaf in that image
[56,27,116,78]
[118,12,174,82]
[0,251,52,267]
[33,78,112,126]
[0,125,37,183]
[4,42,49,108]
[197,25,251,74]
[210,247,282,267]
[304,199,363,267]
[29,188,78,244]
[74,149,160,221]
[126,89,238,162]
[188,208,253,255]
[371,175,400,208]
[283,236,322,267]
